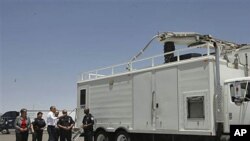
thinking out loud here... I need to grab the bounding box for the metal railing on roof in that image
[78,43,214,82]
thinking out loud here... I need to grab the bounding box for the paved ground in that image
[0,131,85,141]
[0,132,49,141]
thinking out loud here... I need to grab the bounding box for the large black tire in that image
[220,135,230,141]
[115,131,131,141]
[1,129,10,134]
[95,130,109,141]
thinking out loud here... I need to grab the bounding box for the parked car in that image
[0,111,19,134]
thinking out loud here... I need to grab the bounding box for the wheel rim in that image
[117,134,127,141]
[97,134,106,141]
[1,129,7,134]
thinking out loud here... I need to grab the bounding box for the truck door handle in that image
[229,113,232,120]
[156,103,159,108]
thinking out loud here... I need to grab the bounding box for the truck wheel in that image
[95,130,109,141]
[220,135,230,141]
[115,131,130,141]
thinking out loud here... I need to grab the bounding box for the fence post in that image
[112,67,114,75]
[177,51,180,61]
[207,44,210,55]
[152,57,155,67]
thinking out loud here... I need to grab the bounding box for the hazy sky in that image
[1,0,250,113]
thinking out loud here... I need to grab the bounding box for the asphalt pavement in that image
[0,130,85,141]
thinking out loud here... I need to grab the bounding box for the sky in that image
[0,0,250,114]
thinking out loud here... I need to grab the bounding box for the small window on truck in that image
[80,89,86,107]
[187,96,205,119]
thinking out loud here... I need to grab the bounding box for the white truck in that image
[76,32,250,141]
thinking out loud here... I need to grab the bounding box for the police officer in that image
[82,108,94,141]
[31,112,46,141]
[57,110,75,141]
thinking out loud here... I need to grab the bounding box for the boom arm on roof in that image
[127,32,249,70]
[157,32,243,49]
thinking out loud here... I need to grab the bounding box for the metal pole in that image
[214,42,223,140]
[214,42,221,85]
[246,53,249,76]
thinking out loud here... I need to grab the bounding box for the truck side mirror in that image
[234,97,244,106]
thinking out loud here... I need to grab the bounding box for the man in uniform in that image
[31,112,46,141]
[82,108,94,141]
[57,110,75,141]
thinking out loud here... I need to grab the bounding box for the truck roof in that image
[78,32,249,83]
[224,77,250,83]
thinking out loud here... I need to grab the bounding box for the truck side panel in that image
[178,61,213,132]
[132,67,179,131]
[89,75,133,130]
[133,71,153,130]
[155,67,178,130]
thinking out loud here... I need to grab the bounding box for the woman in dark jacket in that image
[31,112,46,141]
[15,108,31,141]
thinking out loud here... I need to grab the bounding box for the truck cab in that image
[224,77,250,133]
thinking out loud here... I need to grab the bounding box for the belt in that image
[47,125,55,127]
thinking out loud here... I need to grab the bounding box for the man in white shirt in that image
[47,106,58,141]
[54,111,60,141]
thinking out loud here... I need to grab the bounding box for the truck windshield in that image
[230,81,250,102]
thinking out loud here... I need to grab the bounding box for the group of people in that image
[14,106,94,141]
